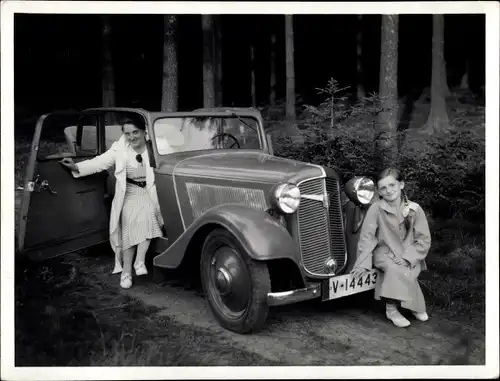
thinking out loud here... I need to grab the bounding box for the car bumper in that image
[266,284,321,306]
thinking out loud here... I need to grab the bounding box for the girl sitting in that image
[351,167,432,328]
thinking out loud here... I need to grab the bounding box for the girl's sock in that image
[386,303,398,312]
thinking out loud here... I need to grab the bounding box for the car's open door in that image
[17,111,110,261]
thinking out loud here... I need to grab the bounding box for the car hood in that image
[170,151,325,184]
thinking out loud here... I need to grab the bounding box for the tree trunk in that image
[377,14,399,167]
[202,15,215,108]
[285,15,297,134]
[460,59,470,90]
[101,15,115,108]
[214,15,223,106]
[460,21,470,92]
[424,14,450,132]
[270,33,277,108]
[356,15,365,101]
[250,45,256,108]
[161,15,178,112]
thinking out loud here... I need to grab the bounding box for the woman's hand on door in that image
[60,158,79,172]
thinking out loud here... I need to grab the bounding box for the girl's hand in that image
[351,267,369,279]
[392,256,411,268]
[60,158,79,172]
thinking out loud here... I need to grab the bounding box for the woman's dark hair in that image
[121,116,146,131]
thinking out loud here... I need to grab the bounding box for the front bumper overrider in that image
[266,284,321,306]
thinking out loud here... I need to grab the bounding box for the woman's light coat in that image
[72,135,168,274]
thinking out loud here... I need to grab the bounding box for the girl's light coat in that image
[352,199,432,312]
[72,135,167,274]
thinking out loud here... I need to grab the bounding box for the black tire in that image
[200,228,271,334]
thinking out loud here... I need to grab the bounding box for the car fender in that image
[153,204,301,269]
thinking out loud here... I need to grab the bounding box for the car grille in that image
[185,182,268,220]
[297,177,347,276]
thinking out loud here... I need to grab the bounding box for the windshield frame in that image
[150,111,268,157]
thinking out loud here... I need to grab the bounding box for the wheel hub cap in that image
[215,267,232,296]
[208,246,252,317]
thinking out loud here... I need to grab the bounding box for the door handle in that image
[27,175,57,194]
[41,180,58,195]
[27,174,41,192]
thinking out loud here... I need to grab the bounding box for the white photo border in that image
[1,1,498,380]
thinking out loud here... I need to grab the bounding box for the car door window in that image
[37,113,98,159]
[79,124,98,155]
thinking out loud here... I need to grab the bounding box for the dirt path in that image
[74,251,485,366]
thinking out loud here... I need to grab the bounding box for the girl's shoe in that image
[386,305,411,328]
[120,273,133,289]
[134,262,148,276]
[413,311,429,321]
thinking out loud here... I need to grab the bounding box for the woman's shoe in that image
[134,262,148,276]
[413,311,429,321]
[120,273,133,289]
[386,305,411,328]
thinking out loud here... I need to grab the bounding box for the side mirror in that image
[146,140,156,168]
[266,133,274,155]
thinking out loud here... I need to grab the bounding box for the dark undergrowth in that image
[419,218,485,331]
[14,253,279,366]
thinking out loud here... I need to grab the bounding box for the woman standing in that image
[60,117,167,289]
[351,168,432,328]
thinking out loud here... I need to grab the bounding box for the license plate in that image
[326,269,380,300]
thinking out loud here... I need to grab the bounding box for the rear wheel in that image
[200,228,271,334]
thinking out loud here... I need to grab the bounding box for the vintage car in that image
[16,107,378,334]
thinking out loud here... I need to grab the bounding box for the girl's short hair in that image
[376,167,409,205]
[121,116,146,131]
[376,167,403,184]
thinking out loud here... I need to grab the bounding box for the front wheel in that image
[200,228,271,334]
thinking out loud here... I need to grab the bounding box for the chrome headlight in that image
[345,176,375,205]
[271,183,301,214]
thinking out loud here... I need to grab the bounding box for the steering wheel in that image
[211,133,240,149]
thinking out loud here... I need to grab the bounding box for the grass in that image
[15,253,279,366]
[420,218,485,328]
